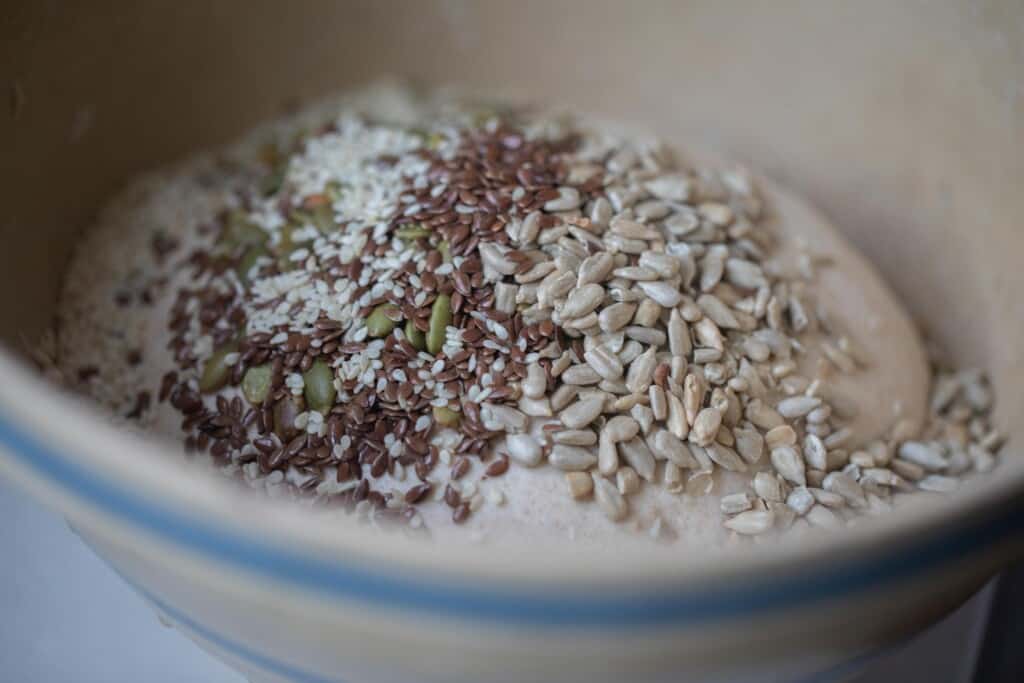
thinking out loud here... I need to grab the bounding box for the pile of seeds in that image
[54,89,1004,539]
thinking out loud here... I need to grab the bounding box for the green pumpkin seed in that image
[236,245,269,285]
[303,360,336,414]
[395,224,431,241]
[427,294,452,354]
[404,320,426,351]
[274,224,299,271]
[433,406,461,427]
[366,304,400,338]
[438,240,452,264]
[259,165,286,196]
[199,342,238,393]
[309,204,336,235]
[224,210,268,248]
[241,364,273,404]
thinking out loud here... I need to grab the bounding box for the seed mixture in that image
[50,85,1005,540]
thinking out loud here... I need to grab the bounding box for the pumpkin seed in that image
[236,245,269,285]
[303,360,336,414]
[438,240,452,264]
[199,342,238,393]
[396,224,432,241]
[433,405,461,427]
[366,304,401,338]
[309,204,336,234]
[427,294,452,354]
[241,364,273,404]
[404,320,426,350]
[223,209,267,248]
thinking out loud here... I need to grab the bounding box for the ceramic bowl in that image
[1,3,1022,682]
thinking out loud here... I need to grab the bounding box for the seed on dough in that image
[592,473,628,521]
[777,396,822,419]
[724,510,774,535]
[690,407,722,447]
[560,394,605,429]
[505,433,543,467]
[552,429,598,446]
[549,444,598,471]
[566,471,594,499]
[771,445,807,486]
[619,437,657,481]
[604,414,640,442]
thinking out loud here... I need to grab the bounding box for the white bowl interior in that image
[0,1,1021,578]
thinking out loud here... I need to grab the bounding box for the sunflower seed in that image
[577,252,615,287]
[625,346,657,393]
[562,364,603,385]
[619,437,657,481]
[649,429,697,467]
[632,298,662,326]
[537,270,576,306]
[614,266,660,281]
[598,302,637,332]
[480,403,528,432]
[638,251,680,278]
[787,487,815,515]
[616,466,641,495]
[584,345,624,381]
[810,487,845,508]
[505,433,543,467]
[604,414,640,442]
[552,429,598,446]
[918,474,959,493]
[806,504,842,529]
[803,434,828,471]
[560,394,605,429]
[478,242,519,276]
[549,444,598,471]
[668,308,692,357]
[771,445,806,485]
[777,396,822,419]
[566,471,593,499]
[598,432,619,475]
[734,426,765,464]
[897,441,947,471]
[548,385,581,411]
[645,174,691,201]
[593,473,628,521]
[746,399,784,430]
[624,326,667,346]
[637,280,682,307]
[649,385,668,421]
[699,245,728,291]
[891,458,925,481]
[823,471,866,507]
[724,510,774,535]
[724,258,768,290]
[694,317,724,352]
[721,492,753,514]
[704,443,747,471]
[690,407,722,446]
[753,472,783,502]
[544,186,582,212]
[518,395,553,417]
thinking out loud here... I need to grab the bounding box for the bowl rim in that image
[2,348,1023,627]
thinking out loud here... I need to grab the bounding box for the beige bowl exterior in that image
[0,3,1022,682]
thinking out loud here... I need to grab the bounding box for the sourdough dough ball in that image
[54,84,931,547]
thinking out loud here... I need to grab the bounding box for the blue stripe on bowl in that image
[129,575,348,683]
[125,570,894,683]
[1,409,1022,627]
